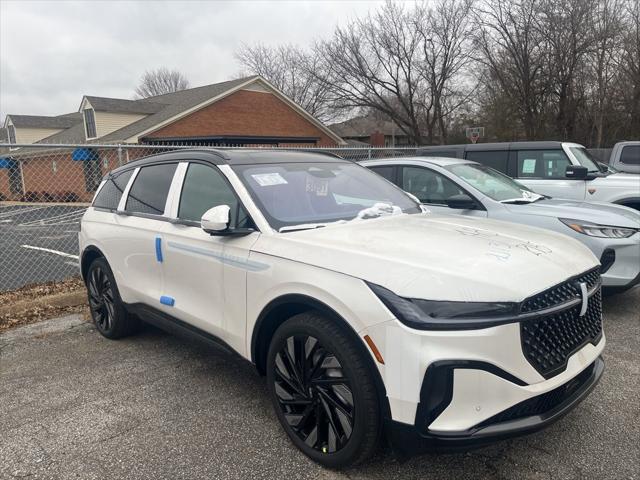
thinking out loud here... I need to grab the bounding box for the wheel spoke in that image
[317,387,353,420]
[273,334,355,455]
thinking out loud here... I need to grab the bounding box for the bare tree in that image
[587,0,625,147]
[415,0,474,143]
[234,44,336,122]
[619,0,640,137]
[473,0,549,139]
[540,0,596,140]
[135,68,190,98]
[311,0,472,144]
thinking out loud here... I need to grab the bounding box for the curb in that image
[0,290,86,317]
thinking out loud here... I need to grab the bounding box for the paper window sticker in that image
[522,158,537,174]
[252,173,288,187]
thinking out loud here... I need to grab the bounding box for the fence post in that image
[117,144,123,167]
[368,147,372,160]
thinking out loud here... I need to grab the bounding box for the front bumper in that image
[599,241,640,289]
[385,356,604,456]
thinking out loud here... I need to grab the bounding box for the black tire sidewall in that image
[266,313,379,468]
[86,258,131,339]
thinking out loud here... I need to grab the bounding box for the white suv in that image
[79,149,605,467]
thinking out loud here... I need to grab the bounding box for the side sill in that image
[125,302,244,361]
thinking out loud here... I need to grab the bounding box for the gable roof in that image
[7,75,343,147]
[97,76,257,143]
[5,114,79,129]
[82,96,165,115]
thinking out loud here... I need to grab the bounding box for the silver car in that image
[363,157,640,293]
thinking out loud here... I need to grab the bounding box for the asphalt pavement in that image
[0,204,86,291]
[0,290,638,480]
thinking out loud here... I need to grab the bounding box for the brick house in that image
[329,114,412,147]
[0,76,344,201]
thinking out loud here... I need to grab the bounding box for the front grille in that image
[521,288,602,378]
[521,268,600,313]
[477,360,596,428]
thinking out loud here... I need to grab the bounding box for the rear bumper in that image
[385,356,604,456]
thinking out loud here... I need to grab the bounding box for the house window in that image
[7,125,16,144]
[83,108,97,138]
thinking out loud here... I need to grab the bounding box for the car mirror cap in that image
[565,165,588,180]
[201,205,230,233]
[445,194,477,210]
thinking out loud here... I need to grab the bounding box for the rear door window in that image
[465,151,509,173]
[620,146,640,165]
[516,150,571,179]
[401,166,466,205]
[125,163,178,215]
[178,163,251,228]
[93,169,134,210]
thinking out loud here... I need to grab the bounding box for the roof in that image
[83,96,165,115]
[330,115,406,138]
[5,114,79,129]
[418,141,568,153]
[111,148,348,175]
[363,156,474,167]
[98,76,263,143]
[7,75,343,147]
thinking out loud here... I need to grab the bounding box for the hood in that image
[593,172,640,186]
[253,214,599,303]
[504,198,640,228]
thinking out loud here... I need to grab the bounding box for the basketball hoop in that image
[466,126,484,144]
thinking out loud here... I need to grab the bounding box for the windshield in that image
[233,162,421,230]
[446,163,542,202]
[569,147,600,173]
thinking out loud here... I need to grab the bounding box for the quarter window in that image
[369,166,396,183]
[126,163,177,215]
[620,146,640,165]
[178,163,250,227]
[516,150,571,179]
[401,166,465,205]
[84,109,97,138]
[93,169,134,210]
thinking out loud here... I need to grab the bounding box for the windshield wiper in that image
[500,194,545,204]
[279,220,347,233]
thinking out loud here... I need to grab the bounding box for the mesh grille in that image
[521,288,602,378]
[521,268,600,313]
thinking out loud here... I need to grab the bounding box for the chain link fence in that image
[0,143,420,291]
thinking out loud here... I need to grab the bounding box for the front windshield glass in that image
[569,147,600,173]
[446,163,541,202]
[233,162,421,230]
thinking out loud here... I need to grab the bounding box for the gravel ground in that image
[0,290,638,480]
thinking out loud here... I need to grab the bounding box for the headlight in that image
[367,282,518,330]
[559,218,638,238]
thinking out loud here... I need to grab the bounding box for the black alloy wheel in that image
[86,257,139,339]
[267,312,381,468]
[88,265,115,333]
[273,334,355,454]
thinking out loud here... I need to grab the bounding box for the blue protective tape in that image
[160,296,175,307]
[155,237,163,263]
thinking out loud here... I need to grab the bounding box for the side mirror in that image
[445,194,477,210]
[201,205,230,234]
[565,165,588,180]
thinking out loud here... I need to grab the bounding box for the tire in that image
[266,312,381,468]
[85,257,139,339]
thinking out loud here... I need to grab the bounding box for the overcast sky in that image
[0,0,386,121]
